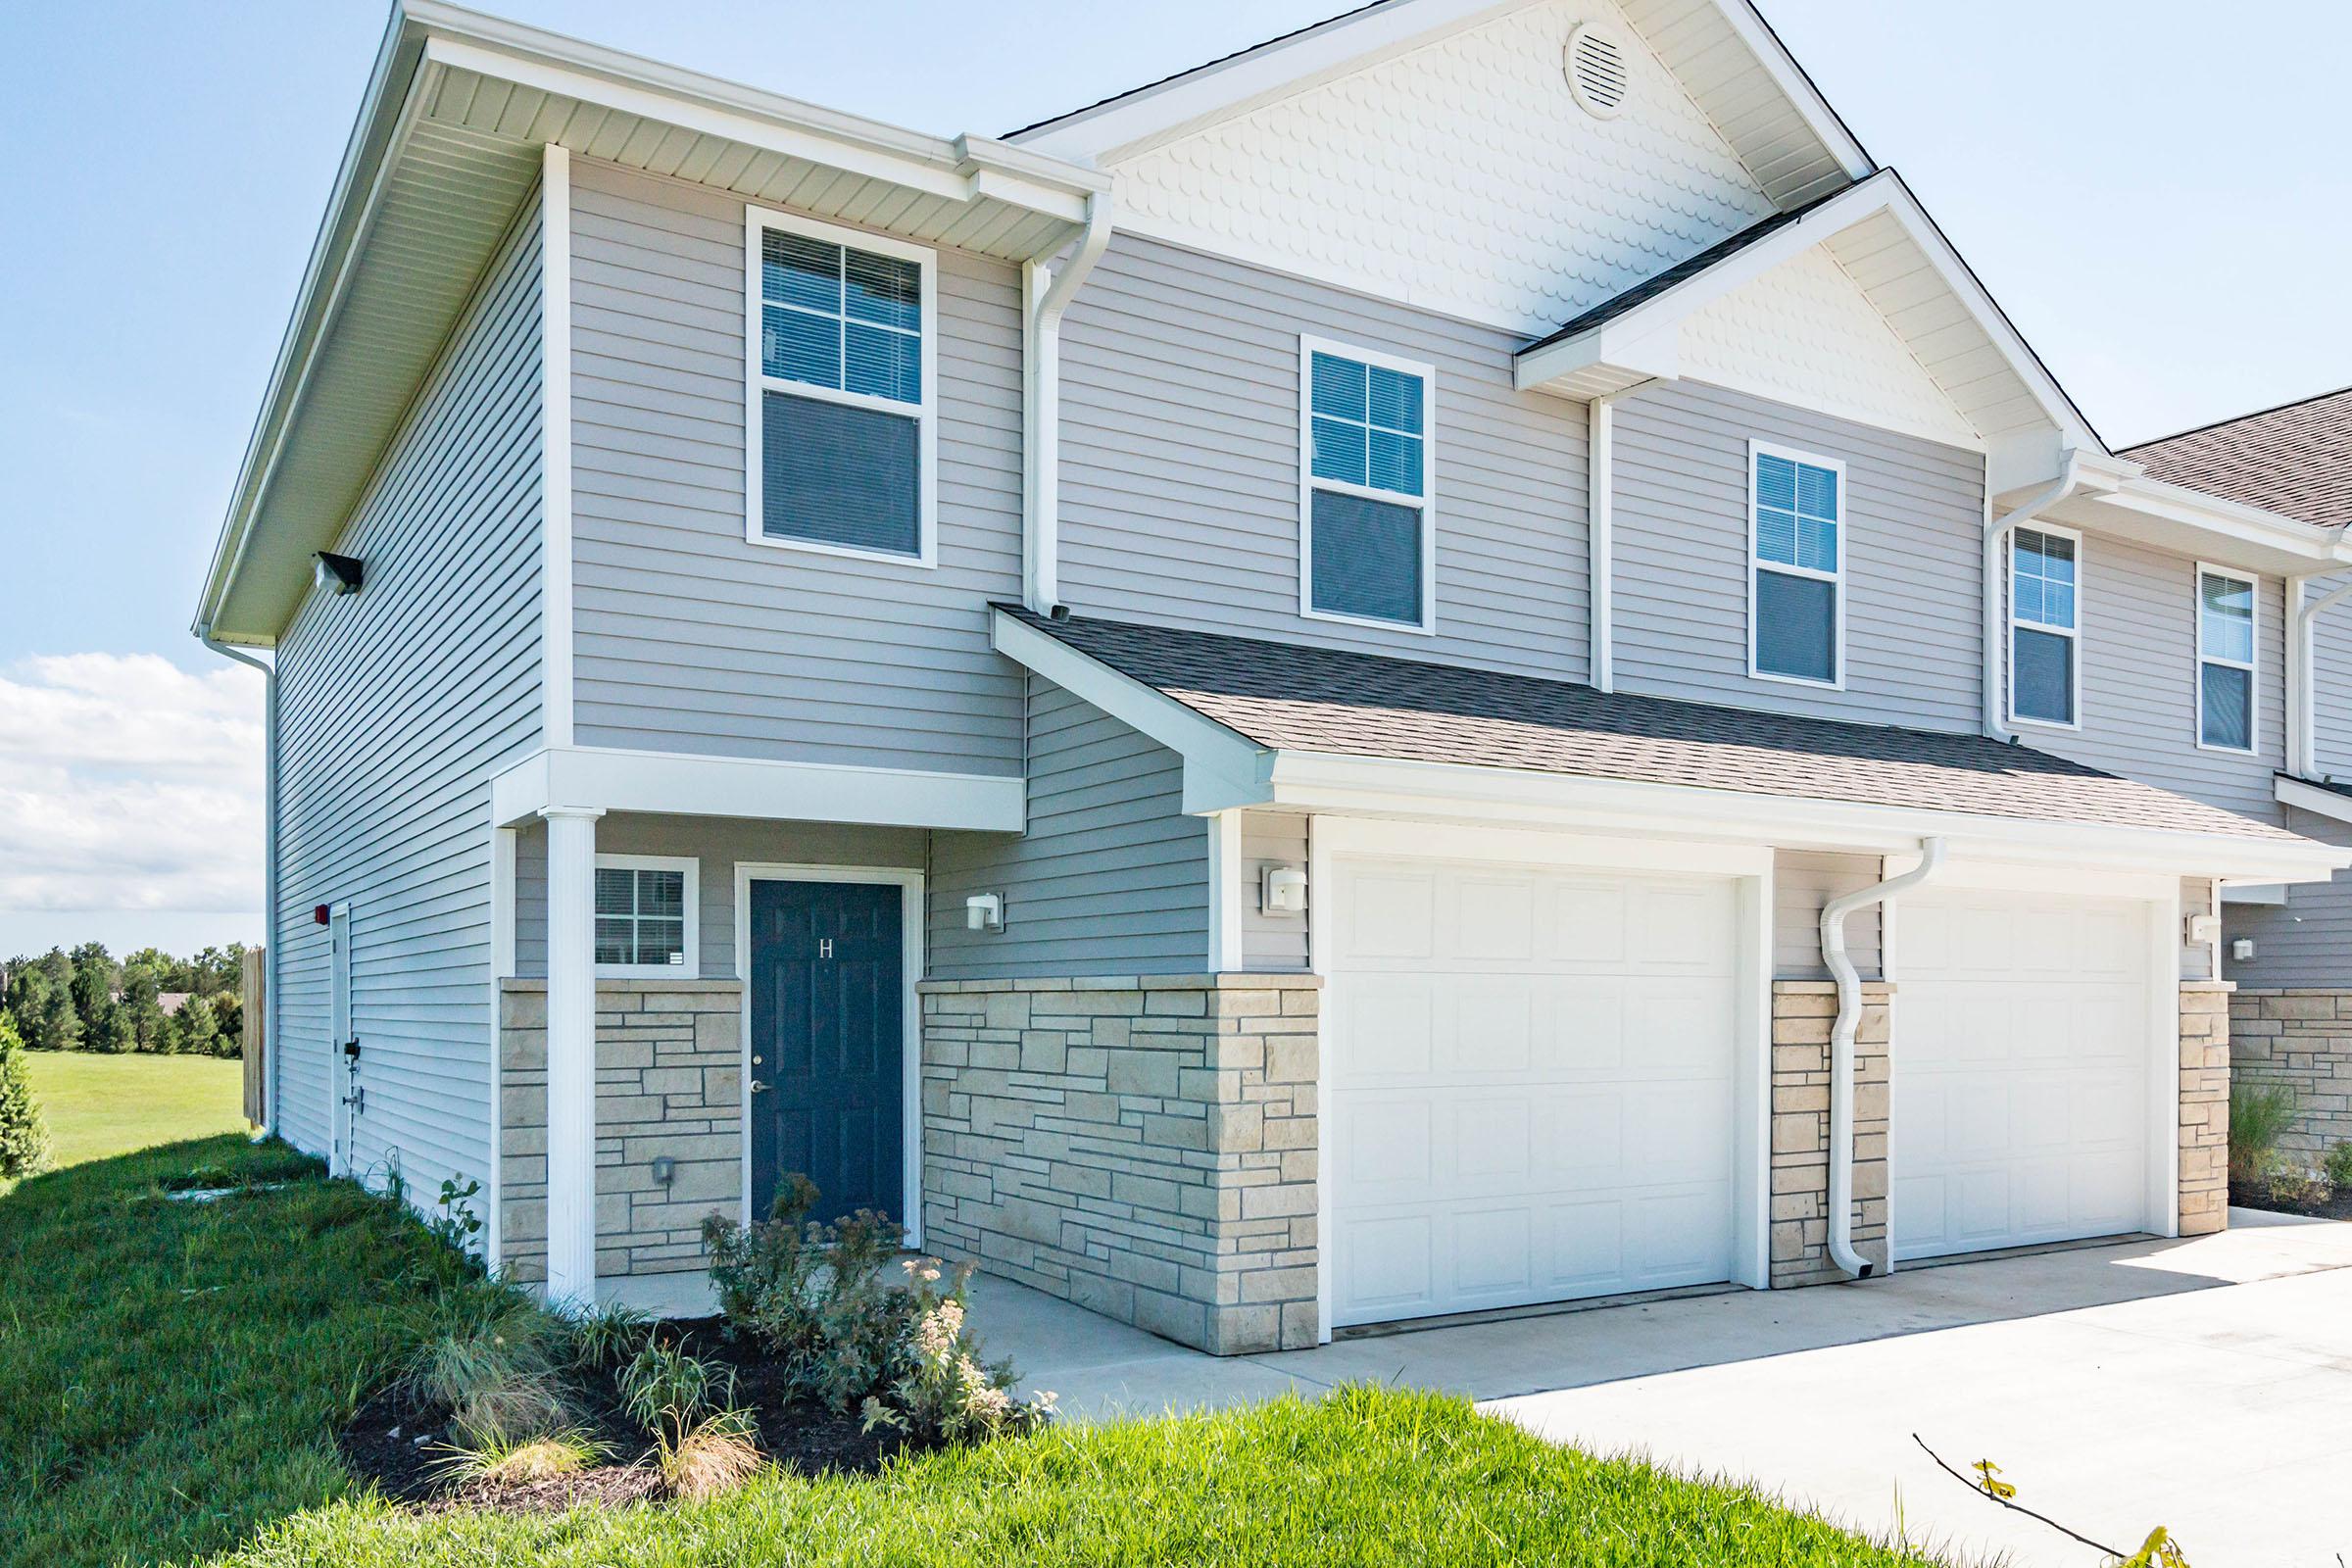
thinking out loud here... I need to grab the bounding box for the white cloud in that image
[0,653,264,916]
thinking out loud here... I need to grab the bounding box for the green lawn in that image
[24,1050,246,1168]
[0,1137,1956,1568]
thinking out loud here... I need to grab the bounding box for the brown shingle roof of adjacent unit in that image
[1003,608,2304,843]
[2122,385,2352,530]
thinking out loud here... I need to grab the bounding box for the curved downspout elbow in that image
[197,623,277,1134]
[1983,453,2082,742]
[1022,194,1114,614]
[1820,837,1948,1280]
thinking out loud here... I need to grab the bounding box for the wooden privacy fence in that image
[241,946,267,1126]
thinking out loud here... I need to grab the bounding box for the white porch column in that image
[540,805,604,1308]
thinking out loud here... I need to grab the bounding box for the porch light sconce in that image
[1260,864,1307,916]
[2231,938,2255,962]
[965,893,1004,932]
[650,1155,675,1189]
[314,551,365,596]
[2184,913,2222,947]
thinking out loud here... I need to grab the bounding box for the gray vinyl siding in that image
[564,158,1024,774]
[1241,811,1311,972]
[512,813,925,979]
[271,206,543,1190]
[928,679,1209,978]
[1773,851,1883,980]
[1611,380,1985,732]
[2311,578,2352,779]
[2226,809,2352,988]
[2010,538,2286,820]
[1056,233,1589,681]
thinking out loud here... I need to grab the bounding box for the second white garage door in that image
[1892,889,2154,1260]
[1326,855,1740,1327]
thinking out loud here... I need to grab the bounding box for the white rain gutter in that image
[1820,836,1948,1280]
[2289,573,2352,777]
[1982,452,2082,741]
[1021,193,1114,613]
[197,624,276,1133]
[1587,390,1629,691]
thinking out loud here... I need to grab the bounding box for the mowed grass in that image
[24,1050,246,1168]
[1,1137,1958,1568]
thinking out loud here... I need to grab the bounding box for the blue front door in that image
[747,878,906,1226]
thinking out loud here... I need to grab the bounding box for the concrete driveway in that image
[981,1211,2352,1568]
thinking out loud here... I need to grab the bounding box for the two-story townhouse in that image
[195,0,2350,1356]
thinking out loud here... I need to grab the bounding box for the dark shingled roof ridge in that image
[1000,606,2305,844]
[2121,385,2352,530]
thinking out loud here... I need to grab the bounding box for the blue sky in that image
[2,0,2346,955]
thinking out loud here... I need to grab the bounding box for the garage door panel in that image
[1330,854,1740,1326]
[1894,889,2151,1261]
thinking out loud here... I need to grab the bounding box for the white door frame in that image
[733,862,926,1249]
[1306,816,1775,1341]
[327,902,353,1176]
[1882,859,2180,1260]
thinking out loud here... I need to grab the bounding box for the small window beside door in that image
[2196,565,2257,753]
[2009,525,2081,727]
[1749,443,1844,687]
[595,856,699,977]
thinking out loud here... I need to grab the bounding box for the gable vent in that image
[1565,24,1631,118]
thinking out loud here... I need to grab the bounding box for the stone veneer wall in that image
[2178,982,2231,1235]
[1769,979,1890,1288]
[499,978,744,1281]
[2227,988,2350,1176]
[918,974,1321,1356]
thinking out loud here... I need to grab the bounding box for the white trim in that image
[489,744,1023,833]
[733,862,925,1249]
[1588,393,1619,691]
[327,901,354,1177]
[1309,814,1771,876]
[2195,562,2260,755]
[540,143,575,748]
[1206,810,1246,972]
[2278,774,2352,826]
[743,205,938,568]
[1297,335,1438,635]
[1746,439,1847,690]
[539,804,605,1308]
[487,821,516,1267]
[2005,520,2083,732]
[592,853,702,979]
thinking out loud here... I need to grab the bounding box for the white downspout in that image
[1982,452,2081,741]
[1588,391,1626,692]
[198,623,277,1134]
[2291,574,2352,777]
[1820,837,1948,1280]
[1022,194,1114,614]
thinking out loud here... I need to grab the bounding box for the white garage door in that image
[1893,889,2153,1260]
[1327,855,1740,1327]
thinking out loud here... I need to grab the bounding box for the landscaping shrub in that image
[863,1259,1055,1445]
[2326,1141,2352,1192]
[431,1430,609,1488]
[0,1011,51,1178]
[2229,1080,2298,1183]
[401,1284,574,1447]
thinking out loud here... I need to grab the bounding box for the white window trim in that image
[1297,333,1438,635]
[1745,439,1847,690]
[2006,520,2083,732]
[594,853,701,979]
[742,205,939,568]
[2195,562,2260,755]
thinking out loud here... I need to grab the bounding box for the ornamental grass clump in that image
[2229,1081,2298,1185]
[619,1340,763,1499]
[402,1285,574,1448]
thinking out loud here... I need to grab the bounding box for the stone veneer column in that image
[1769,979,1890,1288]
[2178,981,2232,1236]
[918,973,1321,1355]
[499,977,744,1282]
[2228,988,2352,1174]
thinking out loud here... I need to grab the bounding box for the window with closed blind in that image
[1748,442,1846,687]
[594,856,699,978]
[1299,337,1436,631]
[746,208,935,564]
[2008,524,2081,728]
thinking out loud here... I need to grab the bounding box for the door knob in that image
[749,1081,770,1094]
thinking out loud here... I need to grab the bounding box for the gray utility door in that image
[747,878,906,1228]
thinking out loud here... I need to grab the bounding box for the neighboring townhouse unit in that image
[2126,388,2352,1168]
[195,0,2352,1355]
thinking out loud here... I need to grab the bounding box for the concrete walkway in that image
[979,1211,2352,1568]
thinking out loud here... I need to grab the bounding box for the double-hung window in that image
[2197,565,2257,752]
[1300,337,1435,631]
[1748,442,1844,686]
[747,208,935,564]
[2008,525,2081,727]
[594,855,698,978]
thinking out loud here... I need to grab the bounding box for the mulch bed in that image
[336,1317,909,1515]
[2229,1179,2352,1221]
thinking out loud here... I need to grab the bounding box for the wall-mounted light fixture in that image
[1260,864,1307,916]
[314,551,365,596]
[965,893,1004,932]
[650,1154,676,1188]
[2184,912,2222,947]
[2231,937,2255,962]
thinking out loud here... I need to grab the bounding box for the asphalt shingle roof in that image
[2122,386,2352,530]
[1004,608,2304,843]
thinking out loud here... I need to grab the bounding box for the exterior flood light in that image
[2232,938,2255,962]
[315,551,365,595]
[965,893,1004,932]
[1261,865,1307,916]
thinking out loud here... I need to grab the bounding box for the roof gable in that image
[1016,0,1868,337]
